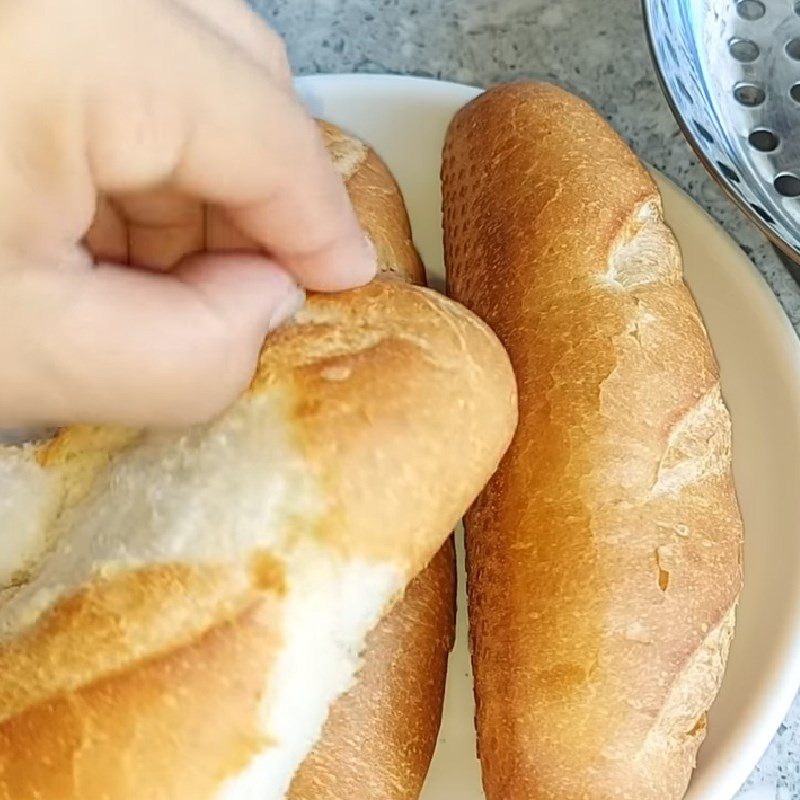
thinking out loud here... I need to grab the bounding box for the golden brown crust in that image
[0,563,265,724]
[443,83,743,800]
[289,540,456,800]
[291,124,454,800]
[0,599,281,800]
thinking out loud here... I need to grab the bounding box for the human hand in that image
[0,0,375,427]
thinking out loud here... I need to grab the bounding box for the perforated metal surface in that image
[643,0,800,266]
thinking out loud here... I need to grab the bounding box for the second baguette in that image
[289,123,456,800]
[443,83,743,800]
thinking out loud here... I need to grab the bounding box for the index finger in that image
[184,94,378,291]
[84,2,375,291]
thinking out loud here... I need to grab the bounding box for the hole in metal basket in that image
[729,37,760,62]
[786,38,800,60]
[733,82,766,106]
[791,83,800,103]
[676,77,693,104]
[774,173,800,197]
[665,38,678,64]
[749,128,780,152]
[751,203,775,224]
[737,0,765,20]
[717,162,740,183]
[693,121,714,144]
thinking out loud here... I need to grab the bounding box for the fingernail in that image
[364,233,377,260]
[361,234,378,282]
[268,285,306,331]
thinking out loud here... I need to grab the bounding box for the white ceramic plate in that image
[296,74,800,800]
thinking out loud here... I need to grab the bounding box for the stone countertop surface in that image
[252,0,800,796]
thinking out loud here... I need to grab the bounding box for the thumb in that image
[0,253,303,427]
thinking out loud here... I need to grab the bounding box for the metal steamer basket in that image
[643,0,800,282]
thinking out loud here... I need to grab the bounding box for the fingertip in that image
[282,231,378,293]
[224,137,378,293]
[357,234,379,283]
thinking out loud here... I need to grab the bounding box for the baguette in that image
[0,140,517,798]
[443,83,743,800]
[289,123,456,800]
[290,540,455,800]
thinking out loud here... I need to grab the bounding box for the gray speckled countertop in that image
[251,0,800,796]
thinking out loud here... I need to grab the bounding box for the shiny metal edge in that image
[641,0,800,279]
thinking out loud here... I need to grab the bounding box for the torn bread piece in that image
[0,126,517,800]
